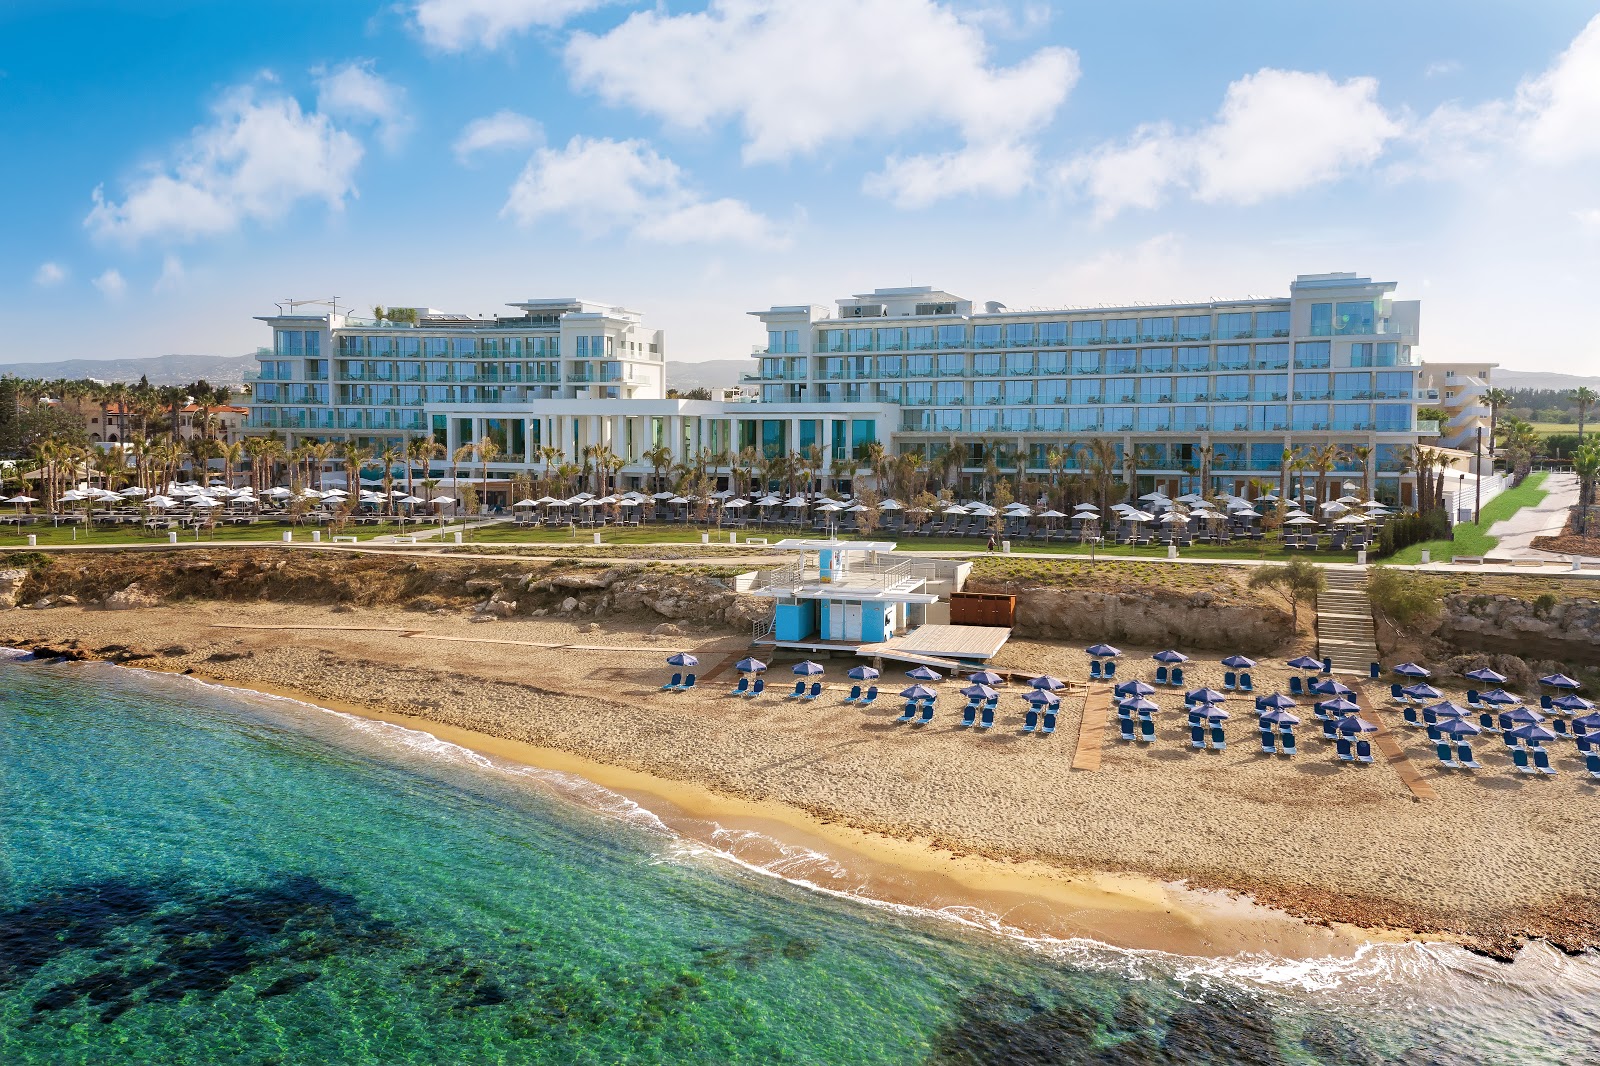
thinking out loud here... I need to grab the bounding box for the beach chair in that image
[1118,714,1136,741]
[979,701,996,729]
[1023,708,1038,732]
[1435,742,1459,769]
[1541,694,1553,710]
[1369,662,1381,679]
[862,686,878,706]
[1190,725,1205,748]
[1426,722,1442,742]
[1321,658,1332,674]
[1457,743,1481,769]
[1259,726,1276,754]
[1587,753,1600,780]
[789,680,807,699]
[1533,748,1556,775]
[1209,724,1226,750]
[960,699,979,727]
[1223,671,1237,691]
[1478,712,1498,733]
[844,684,862,704]
[1042,710,1058,734]
[1240,673,1253,692]
[916,700,935,725]
[1465,689,1481,708]
[1402,705,1419,726]
[1389,683,1405,703]
[1289,676,1304,696]
[1090,661,1103,680]
[1154,665,1168,685]
[1335,738,1353,761]
[681,674,696,692]
[1356,740,1373,763]
[1139,718,1156,743]
[749,679,765,699]
[1497,713,1513,733]
[1321,718,1338,740]
[805,682,822,701]
[662,672,682,691]
[1170,667,1184,688]
[898,700,918,721]
[1552,718,1569,737]
[729,676,749,697]
[1280,729,1297,756]
[1422,706,1438,726]
[1104,661,1116,678]
[1579,735,1596,754]
[1512,748,1533,774]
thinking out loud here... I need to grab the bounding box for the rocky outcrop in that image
[1439,594,1600,665]
[102,584,161,611]
[978,583,1293,653]
[0,568,29,609]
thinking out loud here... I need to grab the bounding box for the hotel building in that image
[245,273,1485,505]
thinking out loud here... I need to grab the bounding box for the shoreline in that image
[4,600,1596,960]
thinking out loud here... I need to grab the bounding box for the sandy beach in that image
[5,600,1597,960]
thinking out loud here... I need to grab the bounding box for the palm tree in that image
[1082,439,1121,517]
[405,436,443,505]
[219,440,244,490]
[1194,443,1214,499]
[341,439,375,498]
[476,435,501,506]
[1573,441,1600,534]
[1483,387,1512,459]
[1348,444,1374,504]
[1574,386,1596,441]
[376,445,404,514]
[644,443,674,495]
[1309,443,1344,508]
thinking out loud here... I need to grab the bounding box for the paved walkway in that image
[1353,682,1436,801]
[1484,472,1579,560]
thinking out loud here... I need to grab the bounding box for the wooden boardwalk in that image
[1354,682,1437,801]
[1071,684,1112,771]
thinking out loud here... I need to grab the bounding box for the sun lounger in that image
[1260,727,1276,754]
[1541,694,1553,710]
[1104,661,1116,678]
[1336,738,1353,761]
[1465,689,1481,708]
[1356,740,1373,763]
[1280,729,1297,756]
[1552,718,1569,737]
[1435,742,1459,769]
[1042,710,1057,734]
[1321,719,1338,740]
[1223,671,1237,690]
[1289,677,1304,696]
[1139,718,1156,743]
[960,699,979,727]
[1209,724,1225,749]
[729,677,749,697]
[1190,725,1205,748]
[662,672,682,691]
[1390,684,1405,703]
[844,684,862,704]
[1023,708,1038,732]
[681,674,696,691]
[805,682,822,701]
[1478,712,1496,732]
[1402,705,1419,726]
[1321,658,1332,674]
[1456,743,1481,769]
[1533,747,1556,775]
[1154,666,1168,686]
[1369,662,1381,679]
[898,700,918,721]
[1422,706,1437,726]
[1170,667,1183,687]
[789,680,807,699]
[1119,714,1136,741]
[979,702,996,729]
[1587,753,1600,780]
[1239,673,1253,692]
[916,699,934,725]
[1090,661,1103,680]
[1512,748,1533,774]
[861,686,878,705]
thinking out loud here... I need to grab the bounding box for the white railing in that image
[752,613,775,642]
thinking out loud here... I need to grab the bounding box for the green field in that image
[0,520,424,548]
[1387,471,1549,564]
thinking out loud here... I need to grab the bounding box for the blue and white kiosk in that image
[746,539,944,652]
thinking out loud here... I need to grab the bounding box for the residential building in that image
[1417,360,1496,455]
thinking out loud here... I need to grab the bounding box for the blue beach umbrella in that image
[735,657,767,674]
[1220,654,1257,669]
[1030,675,1066,691]
[1402,683,1443,701]
[1508,723,1557,744]
[1501,706,1545,725]
[1121,698,1160,714]
[1539,673,1582,690]
[1153,649,1189,664]
[1464,666,1508,684]
[1393,662,1431,678]
[1318,697,1362,715]
[792,660,825,676]
[1114,680,1157,698]
[1185,688,1227,705]
[1425,701,1473,720]
[666,652,699,667]
[1193,705,1230,721]
[1257,693,1298,710]
[1436,718,1481,737]
[1024,689,1061,706]
[899,684,938,701]
[961,683,999,700]
[1287,655,1323,670]
[1553,695,1596,712]
[1258,708,1301,726]
[847,665,880,681]
[1085,643,1122,658]
[1310,678,1354,697]
[1334,715,1377,734]
[1571,712,1600,731]
[1480,688,1521,706]
[906,665,942,681]
[966,669,1005,686]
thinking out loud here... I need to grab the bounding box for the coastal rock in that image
[484,600,517,618]
[464,578,502,594]
[651,622,683,637]
[972,582,1290,653]
[468,614,497,623]
[28,598,52,610]
[580,622,601,634]
[559,596,579,614]
[0,569,29,609]
[205,650,254,662]
[551,571,613,591]
[723,596,770,629]
[102,584,161,611]
[158,645,191,657]
[56,594,79,606]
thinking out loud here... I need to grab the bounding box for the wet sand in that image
[5,602,1597,959]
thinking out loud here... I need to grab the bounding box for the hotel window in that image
[908,326,936,349]
[847,328,874,352]
[1105,377,1137,404]
[820,329,846,352]
[1001,409,1029,431]
[1176,315,1211,341]
[974,352,1002,376]
[1138,407,1171,431]
[1255,343,1290,370]
[275,330,306,355]
[1215,375,1249,401]
[1294,342,1331,369]
[1375,342,1401,366]
[969,409,1000,431]
[1350,343,1374,367]
[1069,379,1101,404]
[1140,348,1174,373]
[1176,377,1209,403]
[1068,408,1101,431]
[1335,300,1376,335]
[974,381,1002,405]
[1039,322,1067,347]
[937,324,967,349]
[1173,407,1207,431]
[1004,322,1034,347]
[877,355,903,378]
[1333,404,1370,430]
[1037,350,1068,375]
[1005,351,1034,375]
[1375,372,1411,399]
[784,329,799,353]
[821,357,846,380]
[368,336,391,356]
[1104,349,1136,374]
[1375,404,1411,431]
[1004,380,1032,405]
[1177,347,1210,373]
[1037,379,1067,404]
[1214,405,1249,431]
[1215,345,1250,371]
[1334,373,1371,399]
[1071,350,1101,374]
[767,330,783,353]
[1309,303,1333,336]
[1255,373,1288,400]
[935,381,964,405]
[876,327,904,351]
[1105,319,1137,343]
[1295,373,1330,400]
[1293,404,1330,430]
[906,382,934,405]
[1216,312,1253,339]
[1255,310,1290,337]
[1069,320,1103,344]
[1103,407,1135,431]
[1251,405,1288,431]
[1035,409,1065,431]
[1139,377,1172,404]
[933,409,964,432]
[1140,316,1174,342]
[907,355,935,377]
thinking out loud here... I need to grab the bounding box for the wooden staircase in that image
[1316,566,1379,674]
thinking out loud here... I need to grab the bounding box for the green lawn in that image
[0,520,422,548]
[1387,472,1549,564]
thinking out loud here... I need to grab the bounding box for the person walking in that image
[986,531,996,552]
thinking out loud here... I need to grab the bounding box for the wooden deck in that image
[1071,684,1112,771]
[864,624,1011,661]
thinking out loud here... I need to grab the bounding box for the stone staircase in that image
[1317,566,1379,674]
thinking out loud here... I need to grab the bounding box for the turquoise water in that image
[3,654,1598,1065]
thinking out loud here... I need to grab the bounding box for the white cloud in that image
[566,0,1078,207]
[1424,59,1461,78]
[84,84,364,245]
[34,262,66,286]
[410,0,613,51]
[314,60,410,152]
[154,254,185,292]
[1059,69,1402,219]
[453,109,543,162]
[503,135,785,246]
[1515,14,1600,164]
[92,269,126,299]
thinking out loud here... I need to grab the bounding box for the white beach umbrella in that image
[118,485,149,497]
[617,498,641,507]
[942,504,969,515]
[723,498,749,508]
[1321,501,1349,514]
[968,504,997,517]
[145,496,176,508]
[513,499,538,507]
[1159,510,1190,525]
[1139,491,1170,502]
[432,496,457,506]
[879,499,903,510]
[1336,494,1362,505]
[1336,513,1373,524]
[651,491,675,500]
[817,502,843,512]
[1074,502,1099,512]
[1175,492,1204,503]
[1038,509,1067,518]
[1286,515,1319,526]
[1124,511,1154,523]
[397,495,424,505]
[668,496,689,505]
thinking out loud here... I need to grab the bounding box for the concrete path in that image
[1485,472,1579,560]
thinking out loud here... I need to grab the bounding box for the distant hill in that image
[666,359,749,393]
[1493,370,1600,392]
[0,353,254,386]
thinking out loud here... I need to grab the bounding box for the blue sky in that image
[3,0,1599,371]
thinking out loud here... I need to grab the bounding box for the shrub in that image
[1532,592,1558,616]
[1374,509,1452,557]
[1247,560,1325,629]
[1368,566,1442,628]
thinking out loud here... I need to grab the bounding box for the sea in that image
[3,650,1598,1065]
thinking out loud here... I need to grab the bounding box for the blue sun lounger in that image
[788,680,807,699]
[898,700,918,721]
[1289,676,1304,696]
[729,676,749,697]
[844,684,862,704]
[1436,742,1459,769]
[1512,748,1533,774]
[1280,728,1297,756]
[1336,738,1353,761]
[1090,661,1103,680]
[1356,740,1373,763]
[1403,704,1420,726]
[1190,724,1205,748]
[1587,753,1600,780]
[681,673,696,692]
[1104,661,1117,678]
[1169,667,1183,687]
[1209,723,1226,750]
[1456,743,1481,769]
[1260,726,1276,754]
[748,678,765,699]
[1239,672,1253,692]
[1154,665,1168,686]
[1533,747,1556,775]
[1321,718,1338,740]
[960,698,979,727]
[979,700,997,729]
[1552,718,1569,737]
[1223,671,1237,690]
[861,686,878,706]
[1139,717,1156,743]
[662,672,682,691]
[916,699,935,725]
[1042,709,1058,734]
[1023,707,1038,732]
[1390,683,1406,703]
[804,682,822,701]
[1119,714,1136,741]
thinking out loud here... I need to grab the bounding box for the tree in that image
[377,446,404,514]
[476,435,501,507]
[1574,441,1600,535]
[1574,386,1597,442]
[1483,387,1513,459]
[1499,418,1540,478]
[1248,560,1325,632]
[1348,444,1374,505]
[644,443,674,495]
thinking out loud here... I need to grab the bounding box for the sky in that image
[2,0,1599,371]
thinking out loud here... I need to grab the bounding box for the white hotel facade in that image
[246,273,1489,506]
